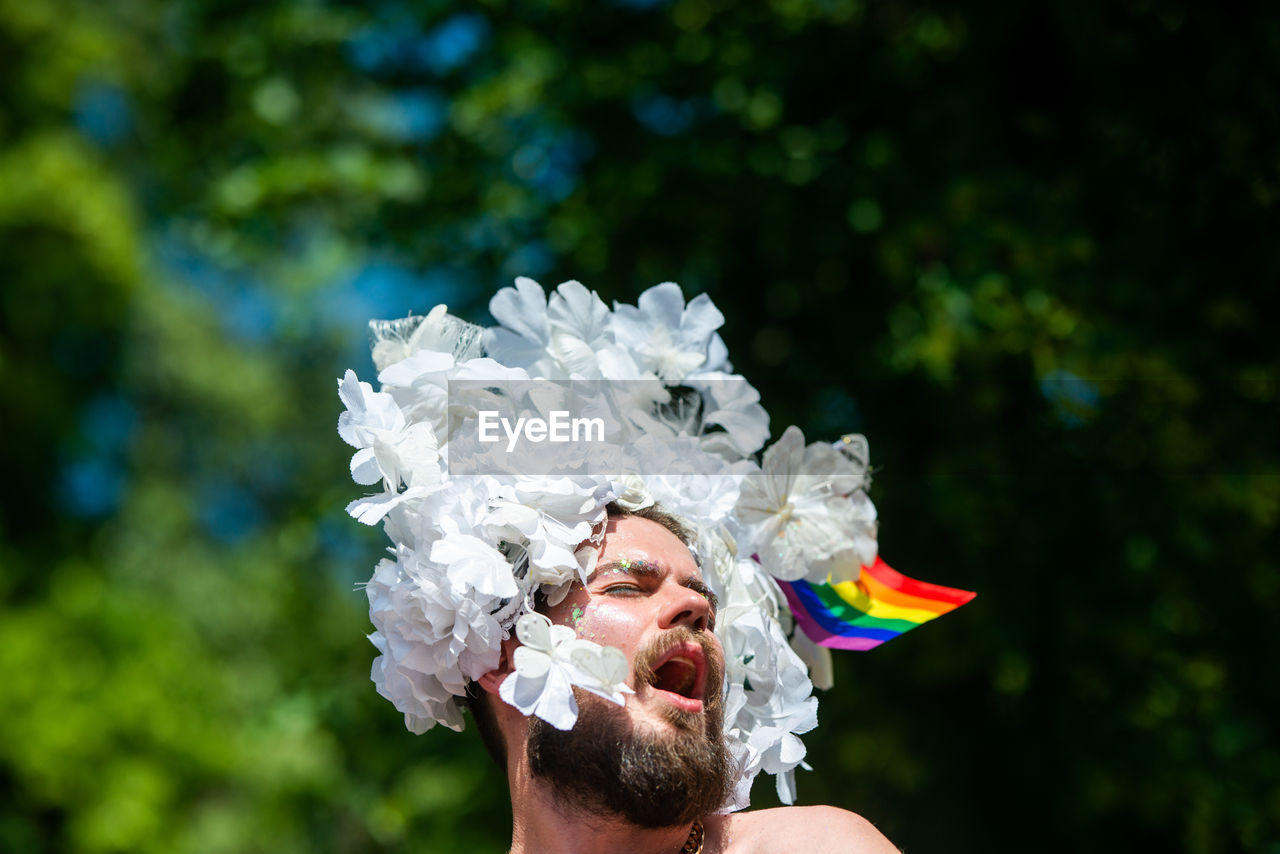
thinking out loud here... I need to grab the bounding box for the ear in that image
[476,634,518,696]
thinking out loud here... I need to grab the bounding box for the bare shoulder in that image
[707,806,900,854]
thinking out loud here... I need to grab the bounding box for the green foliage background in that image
[2,1,1277,851]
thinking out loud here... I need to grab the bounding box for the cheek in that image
[545,584,589,631]
[570,600,645,643]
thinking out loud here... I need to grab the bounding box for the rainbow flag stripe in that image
[778,557,976,651]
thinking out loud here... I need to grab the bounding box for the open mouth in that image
[647,642,707,712]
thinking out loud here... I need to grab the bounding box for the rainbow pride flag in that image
[778,557,976,650]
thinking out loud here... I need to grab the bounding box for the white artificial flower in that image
[721,684,758,810]
[370,303,486,371]
[345,485,436,526]
[789,628,834,691]
[430,517,520,599]
[377,350,454,432]
[594,340,650,382]
[685,372,771,460]
[485,277,554,373]
[614,474,655,511]
[488,278,622,379]
[719,607,818,805]
[698,526,740,602]
[499,614,634,730]
[703,331,732,373]
[379,476,497,556]
[366,555,506,733]
[504,474,619,518]
[338,369,442,512]
[545,280,615,378]
[490,277,549,342]
[610,282,726,381]
[339,370,406,481]
[356,422,440,489]
[391,556,504,685]
[486,501,591,593]
[735,426,876,583]
[635,434,752,527]
[566,643,633,706]
[603,374,674,437]
[338,369,402,439]
[499,613,583,730]
[370,304,441,370]
[486,478,617,587]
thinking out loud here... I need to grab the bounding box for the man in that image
[341,279,969,853]
[468,504,901,854]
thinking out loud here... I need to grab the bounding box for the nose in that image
[658,583,713,632]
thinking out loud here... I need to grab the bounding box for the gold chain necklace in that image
[681,820,704,854]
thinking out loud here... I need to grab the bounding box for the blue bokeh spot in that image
[60,457,126,518]
[198,481,266,544]
[1041,369,1101,428]
[632,93,697,136]
[73,80,132,147]
[416,13,490,74]
[347,12,489,75]
[80,394,138,455]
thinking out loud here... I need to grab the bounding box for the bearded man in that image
[340,279,972,854]
[466,504,901,854]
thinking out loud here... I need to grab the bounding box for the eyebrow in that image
[590,559,719,613]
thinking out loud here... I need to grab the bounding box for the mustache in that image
[632,626,724,713]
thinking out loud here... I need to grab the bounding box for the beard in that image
[525,627,733,829]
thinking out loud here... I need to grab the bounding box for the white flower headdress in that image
[339,279,878,807]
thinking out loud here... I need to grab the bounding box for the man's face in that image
[547,512,723,729]
[525,513,732,826]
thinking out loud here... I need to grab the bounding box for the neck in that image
[506,749,698,854]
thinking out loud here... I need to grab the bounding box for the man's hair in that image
[606,501,697,555]
[462,500,698,772]
[463,678,508,771]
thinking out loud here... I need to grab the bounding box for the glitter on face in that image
[598,557,661,578]
[597,559,634,578]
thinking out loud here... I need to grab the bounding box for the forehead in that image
[599,514,700,579]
